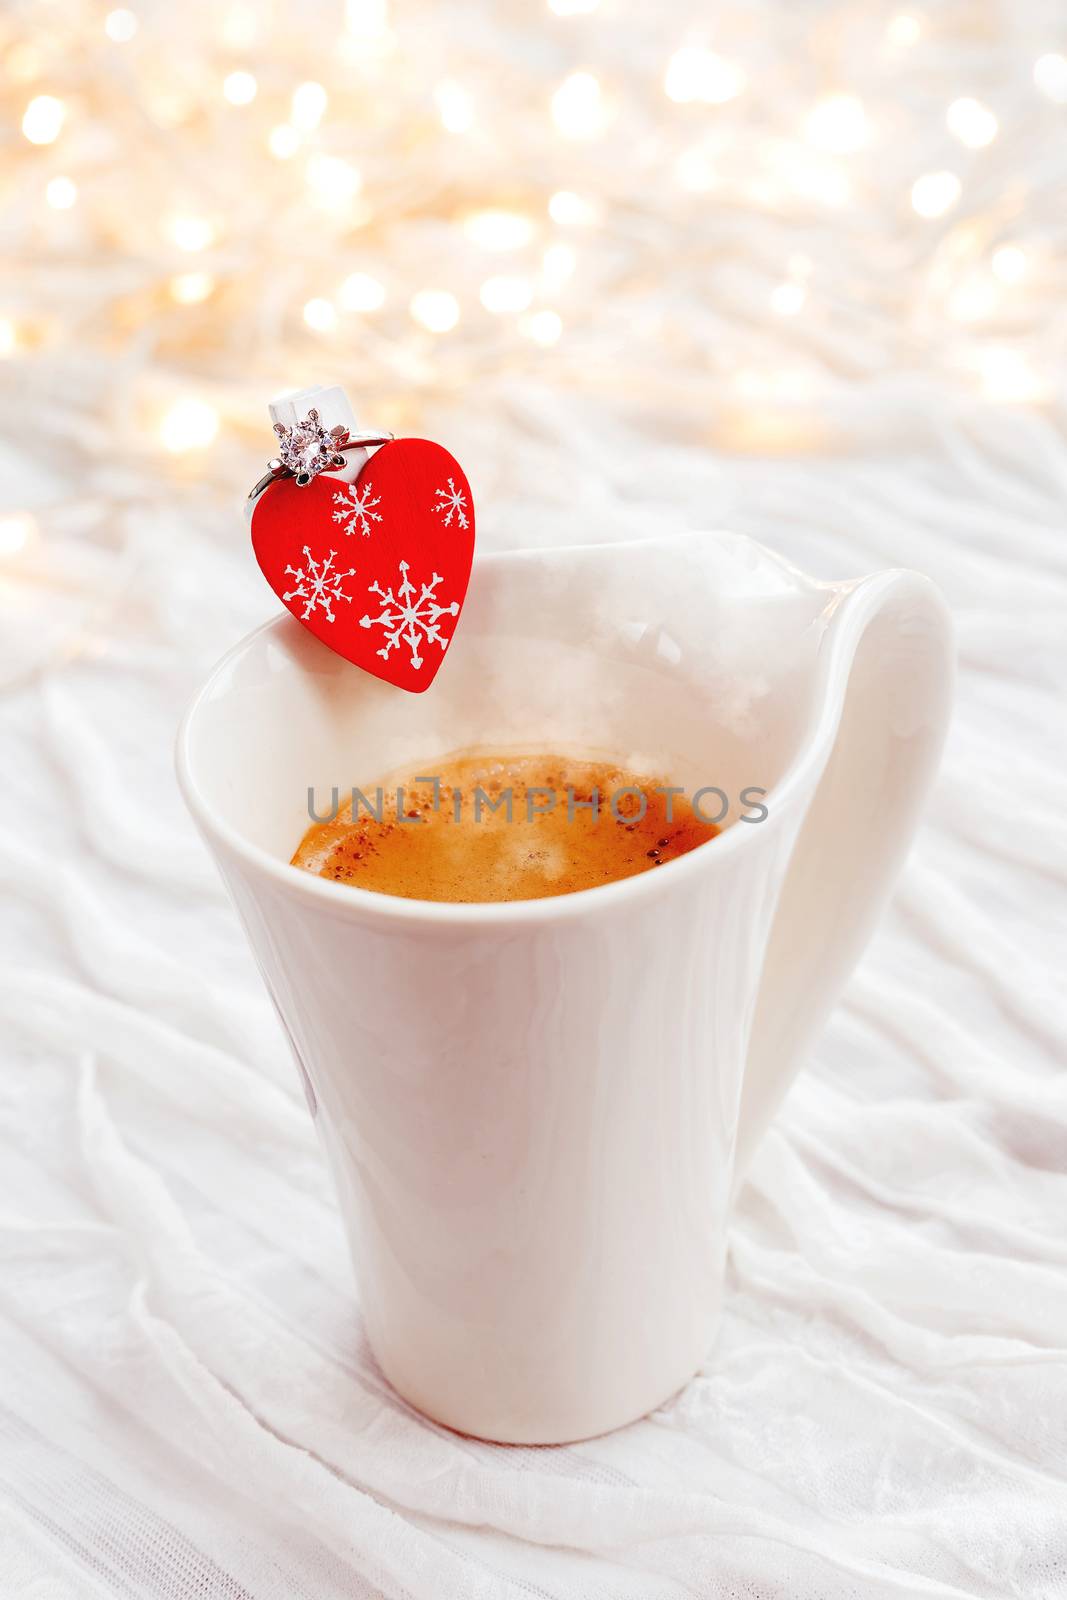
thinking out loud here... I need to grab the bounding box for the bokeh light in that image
[946,98,998,148]
[303,298,339,333]
[664,48,746,106]
[551,72,607,138]
[268,125,300,159]
[340,273,387,312]
[291,81,328,132]
[46,177,78,210]
[168,216,216,252]
[160,399,220,452]
[170,272,216,305]
[0,513,36,556]
[992,245,1028,284]
[410,290,461,332]
[911,171,962,218]
[223,71,257,106]
[519,309,563,345]
[1033,53,1067,102]
[104,8,138,42]
[22,95,65,145]
[805,95,868,154]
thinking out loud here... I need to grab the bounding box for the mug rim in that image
[175,537,888,928]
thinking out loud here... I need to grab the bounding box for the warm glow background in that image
[4,0,1067,594]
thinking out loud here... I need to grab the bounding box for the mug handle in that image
[735,569,955,1177]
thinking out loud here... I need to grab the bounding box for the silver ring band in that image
[247,432,394,501]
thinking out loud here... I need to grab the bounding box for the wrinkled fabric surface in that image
[1,375,1065,1599]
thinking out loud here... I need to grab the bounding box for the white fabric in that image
[2,379,1065,1599]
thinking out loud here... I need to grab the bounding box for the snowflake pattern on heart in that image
[250,437,475,694]
[284,546,357,623]
[332,482,383,538]
[433,478,469,529]
[360,559,460,671]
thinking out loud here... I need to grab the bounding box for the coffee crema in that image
[291,751,719,903]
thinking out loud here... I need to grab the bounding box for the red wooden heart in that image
[250,438,475,694]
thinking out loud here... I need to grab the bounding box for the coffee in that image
[292,750,719,903]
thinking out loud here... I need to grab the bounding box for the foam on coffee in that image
[292,750,719,903]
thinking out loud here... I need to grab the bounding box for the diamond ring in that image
[248,385,393,501]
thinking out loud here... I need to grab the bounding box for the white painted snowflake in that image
[433,478,469,530]
[283,547,357,624]
[359,559,460,670]
[332,483,383,539]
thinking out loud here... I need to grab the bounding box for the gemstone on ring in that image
[272,407,350,486]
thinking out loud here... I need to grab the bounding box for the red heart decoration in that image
[250,438,474,694]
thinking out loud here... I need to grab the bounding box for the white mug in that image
[176,531,953,1443]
